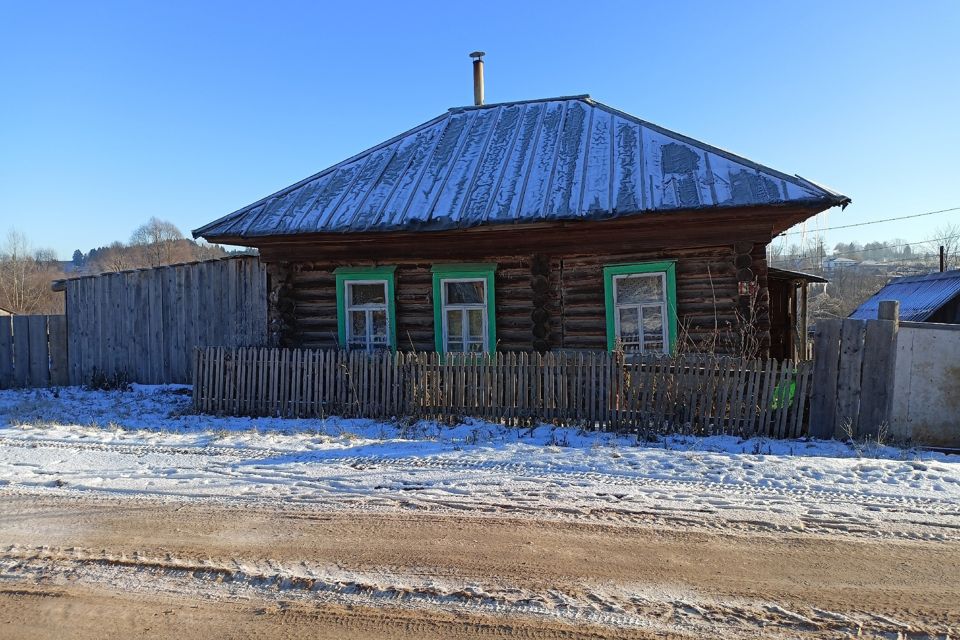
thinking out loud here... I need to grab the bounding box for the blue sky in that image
[2,0,958,259]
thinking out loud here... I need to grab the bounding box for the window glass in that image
[349,282,385,305]
[446,309,463,334]
[468,309,484,340]
[372,310,388,339]
[618,307,640,345]
[611,272,669,354]
[342,278,391,352]
[350,310,366,336]
[615,274,663,304]
[433,267,496,355]
[446,281,484,304]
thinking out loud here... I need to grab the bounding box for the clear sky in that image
[2,0,959,259]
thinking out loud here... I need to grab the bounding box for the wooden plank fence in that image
[0,314,69,389]
[809,301,899,439]
[61,255,268,385]
[193,347,813,438]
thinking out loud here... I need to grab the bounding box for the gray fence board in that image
[835,319,866,438]
[859,318,897,437]
[0,316,12,387]
[27,315,48,387]
[63,256,267,385]
[809,319,840,438]
[48,315,69,386]
[0,314,66,389]
[12,316,30,387]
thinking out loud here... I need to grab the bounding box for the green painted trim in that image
[334,266,398,351]
[603,261,678,354]
[430,263,494,273]
[431,264,497,354]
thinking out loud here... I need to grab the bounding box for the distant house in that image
[822,257,858,271]
[850,270,960,323]
[194,94,849,359]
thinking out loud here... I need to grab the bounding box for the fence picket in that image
[189,348,829,440]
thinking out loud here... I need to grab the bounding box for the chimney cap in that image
[469,51,485,59]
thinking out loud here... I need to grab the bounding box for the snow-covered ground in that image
[1,385,958,540]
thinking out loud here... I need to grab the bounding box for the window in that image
[603,261,677,354]
[431,264,496,354]
[335,266,397,352]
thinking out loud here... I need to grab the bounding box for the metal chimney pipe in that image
[469,51,485,106]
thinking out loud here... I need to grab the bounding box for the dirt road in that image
[1,493,957,638]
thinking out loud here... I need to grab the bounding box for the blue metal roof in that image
[849,270,960,321]
[194,95,849,240]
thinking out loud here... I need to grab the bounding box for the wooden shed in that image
[194,95,848,358]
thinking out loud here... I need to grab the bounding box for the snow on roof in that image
[194,95,849,240]
[849,270,960,321]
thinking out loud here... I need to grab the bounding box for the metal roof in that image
[194,95,850,240]
[849,270,960,321]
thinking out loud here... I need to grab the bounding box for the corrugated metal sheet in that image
[194,95,849,240]
[849,270,960,321]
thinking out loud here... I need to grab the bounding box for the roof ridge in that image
[449,94,592,113]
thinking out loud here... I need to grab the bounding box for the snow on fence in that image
[193,347,813,437]
[0,314,69,389]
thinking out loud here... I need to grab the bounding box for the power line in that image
[772,233,960,259]
[779,205,960,237]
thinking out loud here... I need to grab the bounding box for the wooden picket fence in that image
[193,347,812,438]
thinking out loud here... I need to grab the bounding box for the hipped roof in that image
[194,95,849,241]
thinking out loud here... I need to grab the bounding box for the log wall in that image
[278,244,766,356]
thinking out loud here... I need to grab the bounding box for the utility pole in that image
[940,245,946,272]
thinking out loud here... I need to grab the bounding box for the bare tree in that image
[130,217,185,267]
[926,223,960,270]
[0,229,65,314]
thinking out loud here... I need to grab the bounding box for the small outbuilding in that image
[194,94,848,358]
[850,270,960,323]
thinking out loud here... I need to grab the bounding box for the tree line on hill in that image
[0,218,249,315]
[769,223,959,320]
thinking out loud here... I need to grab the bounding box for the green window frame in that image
[431,263,497,354]
[335,266,398,352]
[603,261,678,354]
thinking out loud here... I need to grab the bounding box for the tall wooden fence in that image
[193,347,812,438]
[61,256,268,385]
[0,315,69,389]
[809,302,899,440]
